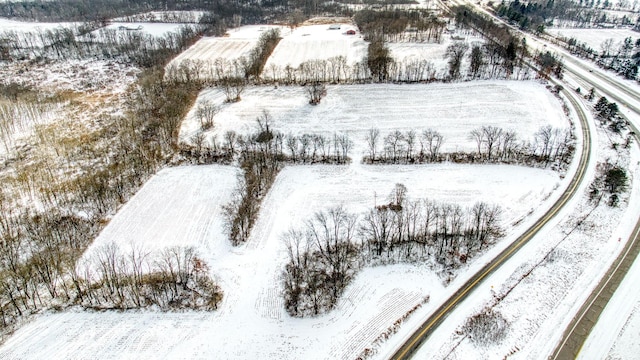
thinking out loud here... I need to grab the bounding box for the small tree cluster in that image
[361,185,503,266]
[594,96,626,133]
[306,82,327,105]
[535,51,565,79]
[195,100,218,130]
[364,126,574,170]
[364,128,443,164]
[285,132,352,164]
[246,28,281,80]
[589,161,629,207]
[282,206,360,317]
[223,112,282,245]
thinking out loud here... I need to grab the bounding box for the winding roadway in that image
[390,74,593,359]
[392,2,640,358]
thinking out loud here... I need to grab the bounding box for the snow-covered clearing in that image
[180,81,568,160]
[388,31,484,78]
[81,165,239,261]
[548,27,639,50]
[0,161,563,359]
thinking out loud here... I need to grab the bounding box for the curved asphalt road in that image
[390,81,592,359]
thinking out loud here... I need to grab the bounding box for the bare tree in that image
[220,76,246,103]
[306,206,359,300]
[405,130,416,161]
[482,126,503,161]
[385,130,405,163]
[306,82,327,105]
[469,128,485,158]
[196,100,218,131]
[469,45,484,78]
[422,129,443,161]
[365,128,380,163]
[446,42,469,79]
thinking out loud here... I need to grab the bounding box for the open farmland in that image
[166,25,287,80]
[548,28,639,50]
[0,161,563,359]
[180,81,569,160]
[262,23,367,80]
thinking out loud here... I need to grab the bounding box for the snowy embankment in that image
[0,80,573,359]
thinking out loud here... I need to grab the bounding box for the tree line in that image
[76,244,222,310]
[363,125,574,170]
[219,111,353,245]
[282,185,504,317]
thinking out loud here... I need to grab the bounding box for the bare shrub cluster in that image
[463,307,509,346]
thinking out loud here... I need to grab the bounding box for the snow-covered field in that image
[0,17,78,32]
[180,81,568,160]
[388,32,485,78]
[548,27,639,50]
[0,161,563,359]
[166,25,288,78]
[263,23,366,76]
[101,22,193,37]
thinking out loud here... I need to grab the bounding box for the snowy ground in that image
[548,27,639,50]
[0,161,563,359]
[180,81,568,161]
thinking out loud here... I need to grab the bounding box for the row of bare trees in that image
[75,244,222,310]
[221,112,354,245]
[363,125,574,170]
[282,185,504,317]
